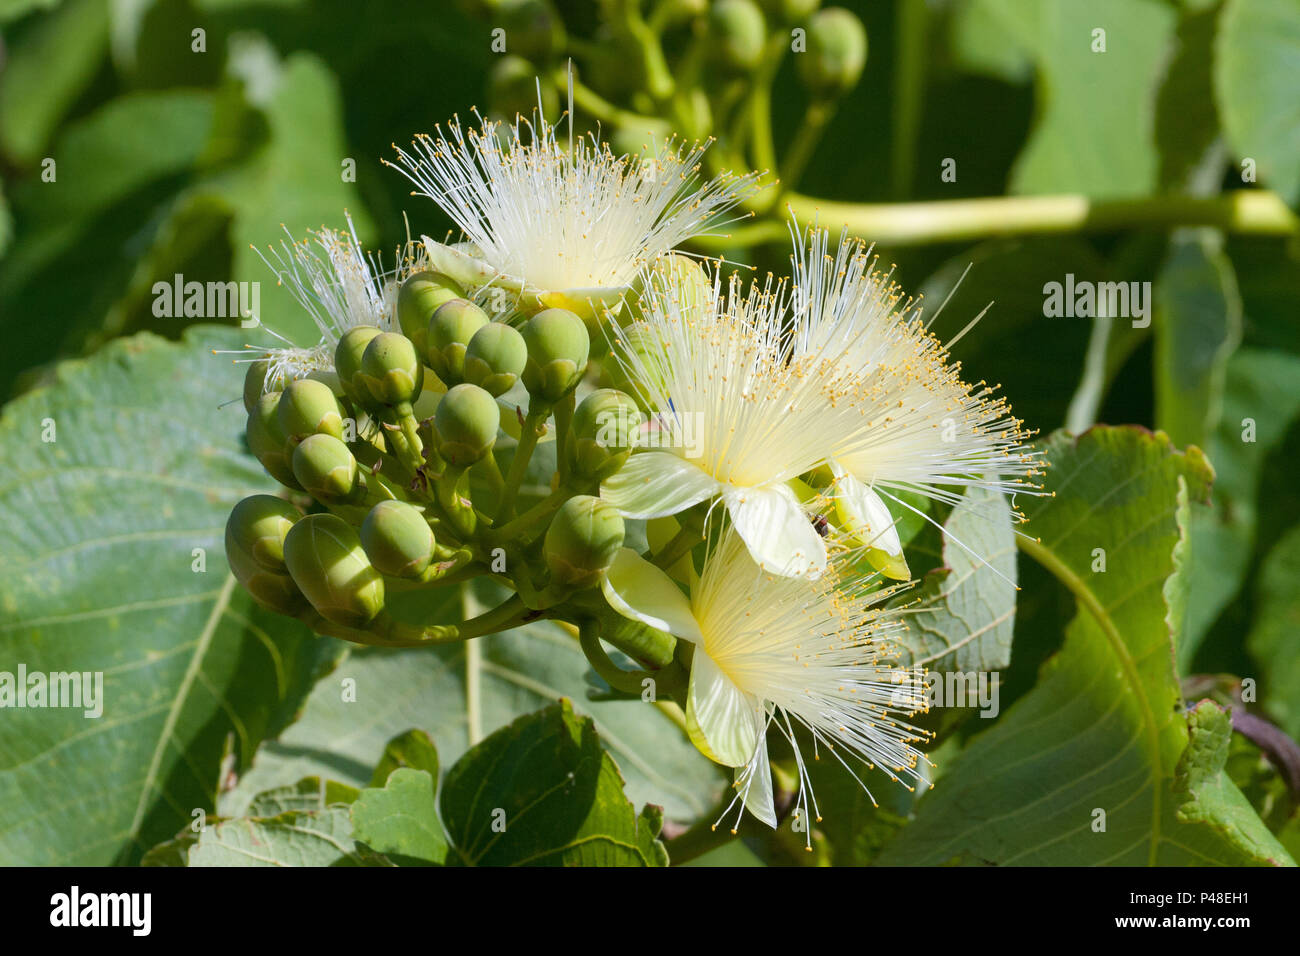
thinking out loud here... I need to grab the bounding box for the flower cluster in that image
[223,108,1037,842]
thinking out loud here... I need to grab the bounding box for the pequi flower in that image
[600,267,863,579]
[385,110,762,326]
[601,526,931,837]
[234,214,416,394]
[788,222,1042,575]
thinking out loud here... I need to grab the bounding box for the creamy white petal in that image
[601,548,704,643]
[737,736,777,828]
[601,452,719,519]
[686,649,760,768]
[721,483,826,578]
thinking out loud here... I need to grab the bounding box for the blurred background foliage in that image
[1,0,1298,865]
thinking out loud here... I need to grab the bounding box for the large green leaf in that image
[1246,525,1300,739]
[0,326,341,865]
[892,483,1018,674]
[951,0,1176,198]
[439,700,667,866]
[877,427,1292,866]
[1216,0,1300,207]
[222,594,724,824]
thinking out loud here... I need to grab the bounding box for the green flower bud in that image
[283,513,386,627]
[359,332,425,406]
[398,271,464,357]
[568,388,644,482]
[544,495,625,589]
[360,500,435,579]
[464,322,527,397]
[246,392,300,489]
[435,383,500,467]
[797,7,867,98]
[709,0,766,73]
[499,0,565,63]
[227,535,310,616]
[625,253,711,325]
[427,298,490,385]
[242,359,284,413]
[758,0,819,24]
[335,326,383,404]
[292,433,366,504]
[521,308,589,403]
[598,322,668,413]
[225,494,300,573]
[277,378,345,448]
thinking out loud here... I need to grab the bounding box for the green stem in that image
[553,389,575,484]
[436,466,476,538]
[890,0,928,199]
[487,486,567,546]
[653,516,704,571]
[499,409,547,520]
[579,620,651,696]
[775,100,835,199]
[690,189,1299,251]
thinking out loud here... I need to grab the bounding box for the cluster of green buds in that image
[227,272,675,678]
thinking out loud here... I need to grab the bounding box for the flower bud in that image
[359,332,424,406]
[277,378,345,448]
[544,495,625,589]
[599,322,668,413]
[796,7,867,98]
[292,433,366,504]
[435,383,499,467]
[335,326,383,404]
[225,494,300,573]
[464,321,528,396]
[521,308,589,403]
[568,388,644,481]
[360,500,435,579]
[427,298,490,385]
[625,254,711,325]
[227,536,310,616]
[242,359,283,413]
[709,0,766,73]
[283,513,386,627]
[758,0,819,24]
[246,392,300,489]
[398,271,464,356]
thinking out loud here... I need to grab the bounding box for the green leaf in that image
[0,0,109,165]
[439,700,668,866]
[369,728,440,787]
[0,0,63,23]
[1246,525,1300,739]
[877,427,1292,865]
[1181,349,1300,665]
[223,607,724,824]
[0,326,342,865]
[892,483,1018,674]
[189,808,388,867]
[351,768,448,865]
[1216,0,1300,207]
[1153,231,1242,451]
[952,0,1176,198]
[247,776,361,816]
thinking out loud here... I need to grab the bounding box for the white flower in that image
[386,111,761,320]
[788,223,1040,566]
[601,270,859,578]
[601,527,931,837]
